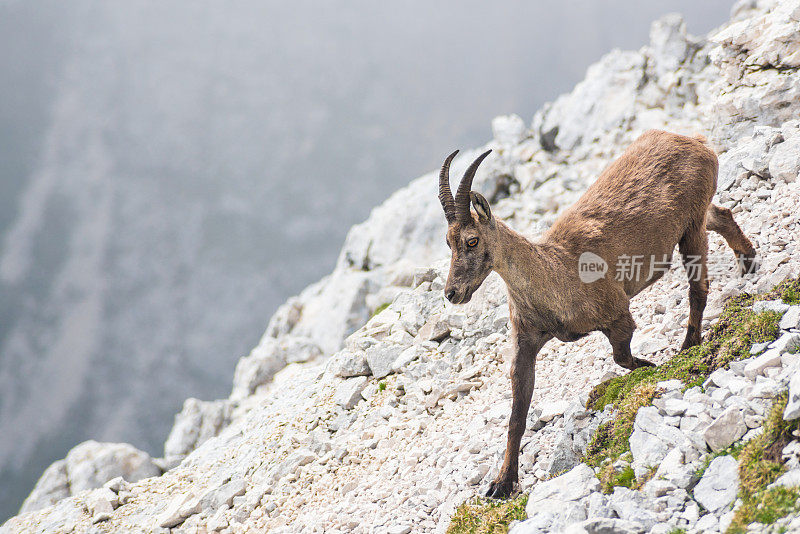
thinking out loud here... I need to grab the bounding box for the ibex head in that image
[439,149,495,304]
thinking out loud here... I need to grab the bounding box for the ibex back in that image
[437,130,756,499]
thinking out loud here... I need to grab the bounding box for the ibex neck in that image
[491,221,566,306]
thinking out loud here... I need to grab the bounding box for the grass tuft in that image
[727,394,800,533]
[446,495,528,534]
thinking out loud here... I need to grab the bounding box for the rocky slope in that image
[4,1,800,533]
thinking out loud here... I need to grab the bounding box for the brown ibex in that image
[437,130,756,499]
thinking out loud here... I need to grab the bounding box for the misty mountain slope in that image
[0,0,733,522]
[5,1,800,532]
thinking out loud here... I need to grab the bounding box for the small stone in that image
[157,493,194,529]
[527,464,600,509]
[694,513,719,531]
[467,465,489,485]
[335,377,369,410]
[768,468,800,489]
[365,344,404,379]
[773,332,800,354]
[656,379,683,391]
[103,477,130,494]
[202,479,247,509]
[752,300,790,314]
[411,267,439,287]
[87,489,116,523]
[705,368,735,389]
[391,346,423,372]
[743,349,783,378]
[780,306,800,330]
[538,401,571,422]
[567,518,646,534]
[663,398,689,416]
[331,350,371,378]
[704,407,747,451]
[784,372,800,420]
[415,315,451,343]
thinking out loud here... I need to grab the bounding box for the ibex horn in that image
[439,150,459,223]
[455,149,492,223]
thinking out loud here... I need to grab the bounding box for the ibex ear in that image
[470,191,492,222]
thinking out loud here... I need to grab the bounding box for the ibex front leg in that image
[486,330,550,499]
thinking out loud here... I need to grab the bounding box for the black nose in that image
[445,289,456,302]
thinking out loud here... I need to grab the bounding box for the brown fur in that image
[438,130,757,499]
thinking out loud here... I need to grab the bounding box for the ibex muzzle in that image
[440,149,495,304]
[437,131,757,499]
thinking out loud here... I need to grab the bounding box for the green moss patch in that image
[446,495,528,534]
[582,278,794,492]
[727,394,800,533]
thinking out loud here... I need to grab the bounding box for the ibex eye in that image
[467,238,478,248]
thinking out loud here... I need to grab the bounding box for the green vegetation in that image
[775,278,800,304]
[377,381,387,392]
[582,279,796,492]
[370,302,391,319]
[597,464,636,492]
[446,278,799,531]
[727,394,800,533]
[446,495,528,534]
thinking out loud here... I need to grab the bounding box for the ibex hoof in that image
[739,252,758,276]
[633,357,656,368]
[485,478,517,499]
[680,336,702,352]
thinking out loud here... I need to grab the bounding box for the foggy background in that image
[0,0,732,520]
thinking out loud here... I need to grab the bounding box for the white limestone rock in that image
[163,397,232,461]
[769,135,800,183]
[539,400,572,422]
[743,349,783,378]
[22,440,161,515]
[780,306,800,330]
[785,371,800,421]
[492,114,529,146]
[752,300,790,314]
[231,335,322,400]
[365,343,404,379]
[629,406,693,477]
[335,377,368,410]
[693,455,739,513]
[329,349,371,378]
[18,460,70,514]
[704,407,747,451]
[538,50,645,151]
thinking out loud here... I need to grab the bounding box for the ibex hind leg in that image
[706,204,758,275]
[679,221,709,350]
[603,312,656,370]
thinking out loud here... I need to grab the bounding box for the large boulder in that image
[163,398,233,462]
[20,441,161,514]
[693,455,739,513]
[231,335,322,400]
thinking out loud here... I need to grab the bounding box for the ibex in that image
[437,130,756,499]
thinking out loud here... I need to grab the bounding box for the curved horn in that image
[438,150,459,223]
[455,149,492,223]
